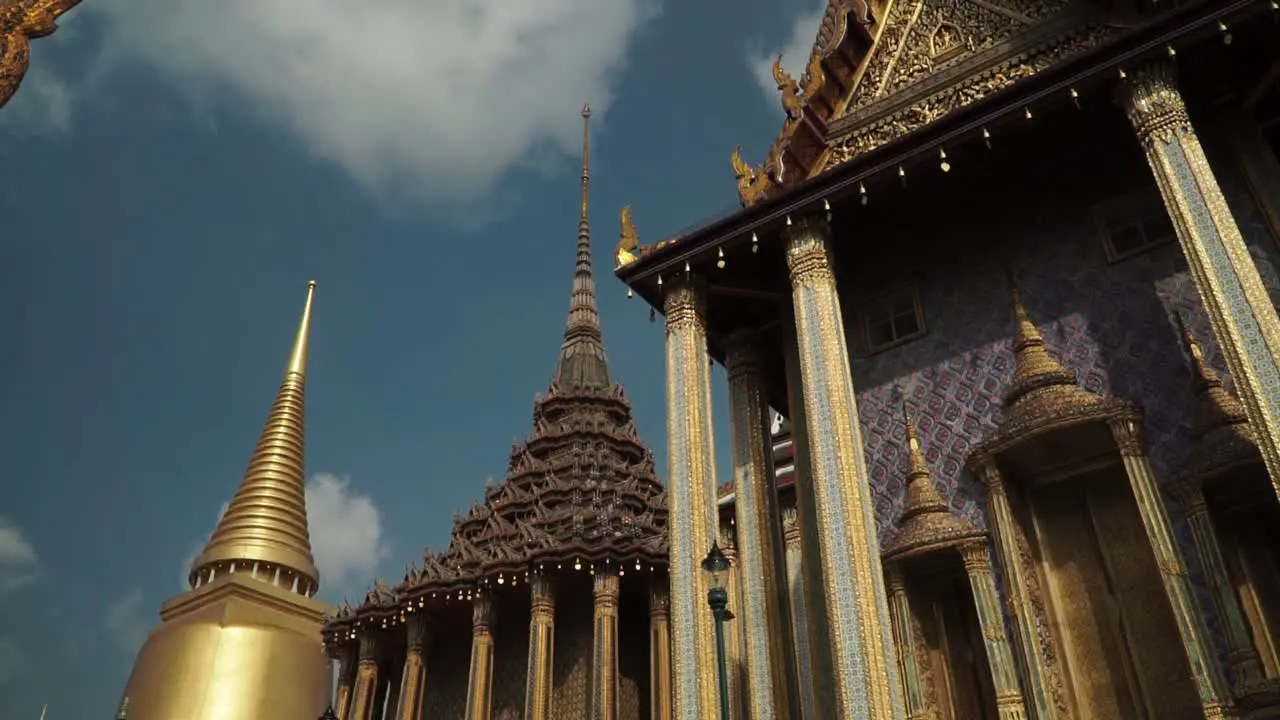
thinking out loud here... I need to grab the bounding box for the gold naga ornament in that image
[616,205,639,267]
[1,0,80,110]
[731,53,827,208]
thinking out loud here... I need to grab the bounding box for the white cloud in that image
[85,0,657,204]
[747,4,825,106]
[306,473,388,594]
[104,590,151,655]
[180,474,386,597]
[0,66,73,135]
[0,518,39,593]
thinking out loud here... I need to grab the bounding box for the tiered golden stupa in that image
[322,106,671,720]
[116,282,333,719]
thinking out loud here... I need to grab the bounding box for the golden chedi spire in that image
[882,405,981,561]
[189,280,320,594]
[1175,314,1259,484]
[554,103,612,392]
[1005,287,1078,406]
[119,282,332,720]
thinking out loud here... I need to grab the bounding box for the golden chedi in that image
[117,281,332,719]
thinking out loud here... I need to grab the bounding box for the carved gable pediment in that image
[822,0,1113,170]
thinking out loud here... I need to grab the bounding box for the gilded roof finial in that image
[901,404,948,515]
[555,105,611,392]
[190,282,321,593]
[1004,285,1078,407]
[1175,312,1248,436]
[115,696,129,720]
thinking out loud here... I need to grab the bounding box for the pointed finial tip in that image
[582,102,592,117]
[308,280,317,289]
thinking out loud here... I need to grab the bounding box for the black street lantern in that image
[318,706,339,720]
[701,540,734,720]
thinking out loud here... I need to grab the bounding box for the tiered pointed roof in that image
[353,108,667,613]
[1175,316,1259,485]
[975,287,1135,457]
[882,408,981,561]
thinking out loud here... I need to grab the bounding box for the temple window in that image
[1095,189,1176,262]
[860,284,926,353]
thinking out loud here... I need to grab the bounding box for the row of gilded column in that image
[331,574,675,720]
[659,59,1280,720]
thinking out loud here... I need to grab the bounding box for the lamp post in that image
[702,540,734,720]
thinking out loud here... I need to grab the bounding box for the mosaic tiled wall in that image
[420,605,472,718]
[492,593,531,720]
[619,583,653,720]
[552,576,595,719]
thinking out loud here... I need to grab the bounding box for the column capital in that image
[1108,417,1147,457]
[724,330,763,381]
[885,562,906,594]
[1177,482,1209,517]
[781,505,802,547]
[336,642,359,679]
[406,614,430,653]
[782,214,835,287]
[663,275,707,335]
[974,459,1004,492]
[960,541,992,574]
[1118,60,1191,146]
[718,522,738,555]
[648,579,671,619]
[531,573,557,615]
[472,593,495,635]
[594,568,621,608]
[358,633,380,665]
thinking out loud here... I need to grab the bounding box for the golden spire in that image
[1004,286,1078,407]
[1175,313,1248,435]
[555,104,610,391]
[189,281,321,594]
[39,704,46,720]
[114,696,129,720]
[882,405,979,560]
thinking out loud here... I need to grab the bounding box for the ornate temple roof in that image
[972,287,1136,460]
[327,109,668,634]
[882,408,982,562]
[1175,316,1259,486]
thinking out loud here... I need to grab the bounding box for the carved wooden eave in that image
[616,0,1258,291]
[969,289,1137,466]
[1174,322,1263,489]
[882,412,984,562]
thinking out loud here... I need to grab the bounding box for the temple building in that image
[616,1,1280,719]
[116,282,333,718]
[321,107,671,720]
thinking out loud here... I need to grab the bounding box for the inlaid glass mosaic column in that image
[1110,419,1232,718]
[959,542,1027,720]
[524,575,556,720]
[663,275,721,720]
[725,330,799,719]
[649,580,673,720]
[1121,60,1280,501]
[350,634,381,720]
[782,506,818,719]
[720,524,747,718]
[783,215,904,720]
[465,594,496,720]
[885,565,925,720]
[334,645,357,720]
[1176,484,1269,694]
[974,462,1055,720]
[396,616,429,720]
[592,569,621,720]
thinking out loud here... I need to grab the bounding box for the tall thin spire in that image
[1004,287,1078,407]
[554,104,610,392]
[190,281,321,594]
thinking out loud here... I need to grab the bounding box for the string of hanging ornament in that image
[627,0,1268,320]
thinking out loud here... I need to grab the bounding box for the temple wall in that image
[831,102,1280,662]
[618,580,652,720]
[420,604,472,717]
[552,575,594,719]
[492,592,531,720]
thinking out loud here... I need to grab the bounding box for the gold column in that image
[650,579,673,720]
[465,593,496,720]
[783,215,903,719]
[959,542,1028,720]
[782,506,818,719]
[725,330,799,718]
[975,462,1055,720]
[592,569,621,720]
[720,524,747,718]
[396,616,429,720]
[349,635,381,720]
[1110,419,1233,718]
[1121,61,1280,500]
[1176,484,1269,695]
[525,574,557,720]
[334,645,358,720]
[663,275,721,720]
[886,564,927,720]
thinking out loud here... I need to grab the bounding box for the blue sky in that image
[0,0,828,715]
